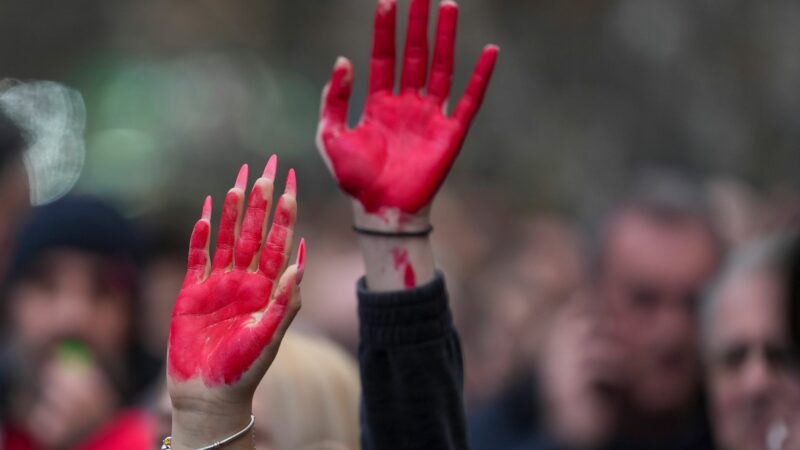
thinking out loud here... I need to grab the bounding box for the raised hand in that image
[317,0,498,224]
[167,157,305,446]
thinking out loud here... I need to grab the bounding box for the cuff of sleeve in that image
[357,272,453,347]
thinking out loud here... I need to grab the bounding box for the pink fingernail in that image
[201,195,212,220]
[377,0,396,14]
[296,238,306,285]
[263,155,277,181]
[285,169,296,196]
[235,164,249,190]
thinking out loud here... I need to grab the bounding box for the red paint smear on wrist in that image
[391,248,417,288]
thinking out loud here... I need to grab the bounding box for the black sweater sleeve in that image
[357,272,468,450]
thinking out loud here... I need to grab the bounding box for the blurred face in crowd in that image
[8,249,134,364]
[599,210,718,415]
[706,268,800,450]
[0,159,29,273]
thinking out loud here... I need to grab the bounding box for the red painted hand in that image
[317,0,499,217]
[167,157,305,400]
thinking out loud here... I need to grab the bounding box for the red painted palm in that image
[317,0,498,215]
[168,158,305,391]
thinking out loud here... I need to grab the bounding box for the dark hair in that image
[3,196,159,405]
[0,109,25,171]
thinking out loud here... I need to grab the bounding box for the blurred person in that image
[139,224,191,360]
[708,178,800,250]
[293,224,361,352]
[546,173,720,449]
[1,196,159,450]
[461,216,584,411]
[703,235,800,450]
[0,110,29,277]
[253,331,359,450]
[156,331,359,450]
[707,177,763,248]
[470,172,721,450]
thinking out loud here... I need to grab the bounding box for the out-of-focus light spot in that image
[0,81,86,206]
[80,128,163,213]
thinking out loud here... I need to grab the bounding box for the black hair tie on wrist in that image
[352,224,433,238]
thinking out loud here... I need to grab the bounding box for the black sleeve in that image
[357,272,468,450]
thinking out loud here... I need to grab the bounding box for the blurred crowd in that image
[1,0,800,449]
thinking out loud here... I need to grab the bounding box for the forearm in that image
[353,202,436,292]
[358,274,468,450]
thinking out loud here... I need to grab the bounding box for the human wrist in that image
[170,400,253,450]
[351,201,431,234]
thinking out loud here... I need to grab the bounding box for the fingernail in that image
[296,238,306,285]
[285,168,296,196]
[263,154,277,181]
[235,164,249,190]
[378,0,396,14]
[201,195,212,221]
[334,57,353,85]
[486,44,500,53]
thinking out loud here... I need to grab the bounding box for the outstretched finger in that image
[212,164,248,272]
[234,156,277,270]
[319,57,354,139]
[452,45,499,127]
[368,0,397,95]
[427,1,458,106]
[258,169,297,281]
[183,196,212,287]
[252,242,305,350]
[400,0,430,93]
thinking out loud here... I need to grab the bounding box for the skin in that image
[316,0,498,291]
[538,211,717,448]
[391,248,416,288]
[10,251,132,364]
[539,296,623,449]
[0,158,29,276]
[27,357,119,449]
[599,211,718,423]
[707,270,800,450]
[167,156,305,450]
[8,250,130,449]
